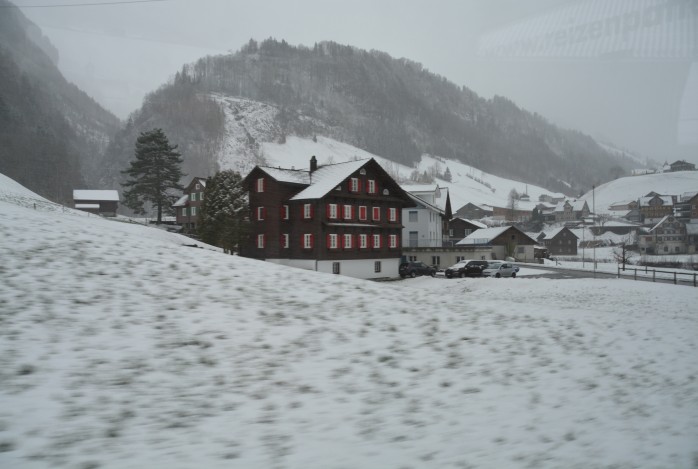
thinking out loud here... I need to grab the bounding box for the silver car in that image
[482,261,517,278]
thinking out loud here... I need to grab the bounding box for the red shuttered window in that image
[280,205,289,220]
[302,204,314,220]
[372,207,381,221]
[359,234,368,249]
[367,179,376,194]
[372,234,381,249]
[281,233,289,249]
[359,206,367,221]
[303,233,314,249]
[343,233,353,249]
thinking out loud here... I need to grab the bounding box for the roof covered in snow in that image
[639,195,673,207]
[554,199,588,212]
[454,217,487,229]
[290,159,370,200]
[173,195,189,207]
[73,190,119,202]
[259,167,310,185]
[541,227,578,240]
[456,226,509,245]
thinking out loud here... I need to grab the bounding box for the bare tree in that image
[613,243,635,270]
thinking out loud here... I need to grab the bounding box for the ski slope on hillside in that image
[259,136,565,211]
[1,173,697,469]
[579,171,698,213]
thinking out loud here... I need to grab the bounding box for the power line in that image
[2,0,174,8]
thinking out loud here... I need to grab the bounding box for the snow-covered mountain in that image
[579,171,698,214]
[1,171,697,468]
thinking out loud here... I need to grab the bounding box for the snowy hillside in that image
[243,135,565,211]
[579,171,698,214]
[1,173,697,469]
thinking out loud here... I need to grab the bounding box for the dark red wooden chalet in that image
[242,157,416,278]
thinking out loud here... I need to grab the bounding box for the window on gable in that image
[257,234,265,249]
[367,179,376,194]
[256,177,265,193]
[195,183,200,190]
[372,207,381,221]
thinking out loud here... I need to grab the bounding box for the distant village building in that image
[674,191,698,222]
[456,226,537,261]
[454,202,492,220]
[553,199,590,223]
[400,184,452,248]
[639,193,674,225]
[173,177,207,231]
[73,190,119,217]
[447,218,486,245]
[668,160,696,172]
[638,215,698,255]
[538,227,579,255]
[538,194,565,204]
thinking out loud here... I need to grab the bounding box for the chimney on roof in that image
[310,155,318,173]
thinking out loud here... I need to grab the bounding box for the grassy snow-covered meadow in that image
[1,175,698,469]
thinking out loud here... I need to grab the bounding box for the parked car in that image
[399,261,436,278]
[482,261,517,278]
[445,260,489,278]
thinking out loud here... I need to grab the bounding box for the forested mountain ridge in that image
[104,38,636,196]
[0,0,120,202]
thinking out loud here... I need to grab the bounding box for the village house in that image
[674,191,698,222]
[638,215,696,254]
[553,199,590,223]
[639,193,674,225]
[491,204,533,223]
[456,225,537,261]
[173,177,207,231]
[73,190,119,217]
[668,160,696,172]
[538,194,565,204]
[400,184,452,248]
[447,217,486,245]
[242,157,415,279]
[454,202,492,220]
[538,227,579,256]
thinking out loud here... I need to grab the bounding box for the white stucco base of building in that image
[266,258,400,279]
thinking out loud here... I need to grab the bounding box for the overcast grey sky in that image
[17,0,698,166]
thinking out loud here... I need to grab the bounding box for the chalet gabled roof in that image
[554,199,587,212]
[542,227,579,240]
[453,217,487,229]
[290,159,369,200]
[405,191,445,215]
[649,215,672,232]
[258,167,310,185]
[73,190,119,202]
[639,195,673,207]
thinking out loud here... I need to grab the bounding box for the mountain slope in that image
[104,38,638,196]
[0,0,120,202]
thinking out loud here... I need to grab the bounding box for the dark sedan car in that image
[445,260,488,278]
[399,261,436,278]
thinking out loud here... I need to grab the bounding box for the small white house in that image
[401,184,452,248]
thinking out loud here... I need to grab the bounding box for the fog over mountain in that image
[20,0,698,167]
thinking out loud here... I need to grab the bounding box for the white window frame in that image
[350,178,359,192]
[388,207,397,222]
[343,233,352,249]
[372,234,381,248]
[368,179,376,194]
[303,233,313,249]
[256,177,264,193]
[257,234,265,248]
[181,207,187,216]
[190,192,197,202]
[191,206,197,216]
[389,234,398,248]
[372,207,381,221]
[257,206,264,221]
[328,233,338,249]
[282,205,289,220]
[359,234,368,249]
[343,205,352,220]
[329,204,338,219]
[359,206,367,221]
[303,204,312,219]
[282,233,289,249]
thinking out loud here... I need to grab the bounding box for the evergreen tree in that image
[443,166,452,182]
[198,170,248,253]
[121,128,185,223]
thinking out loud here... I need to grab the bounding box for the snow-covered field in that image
[1,175,698,469]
